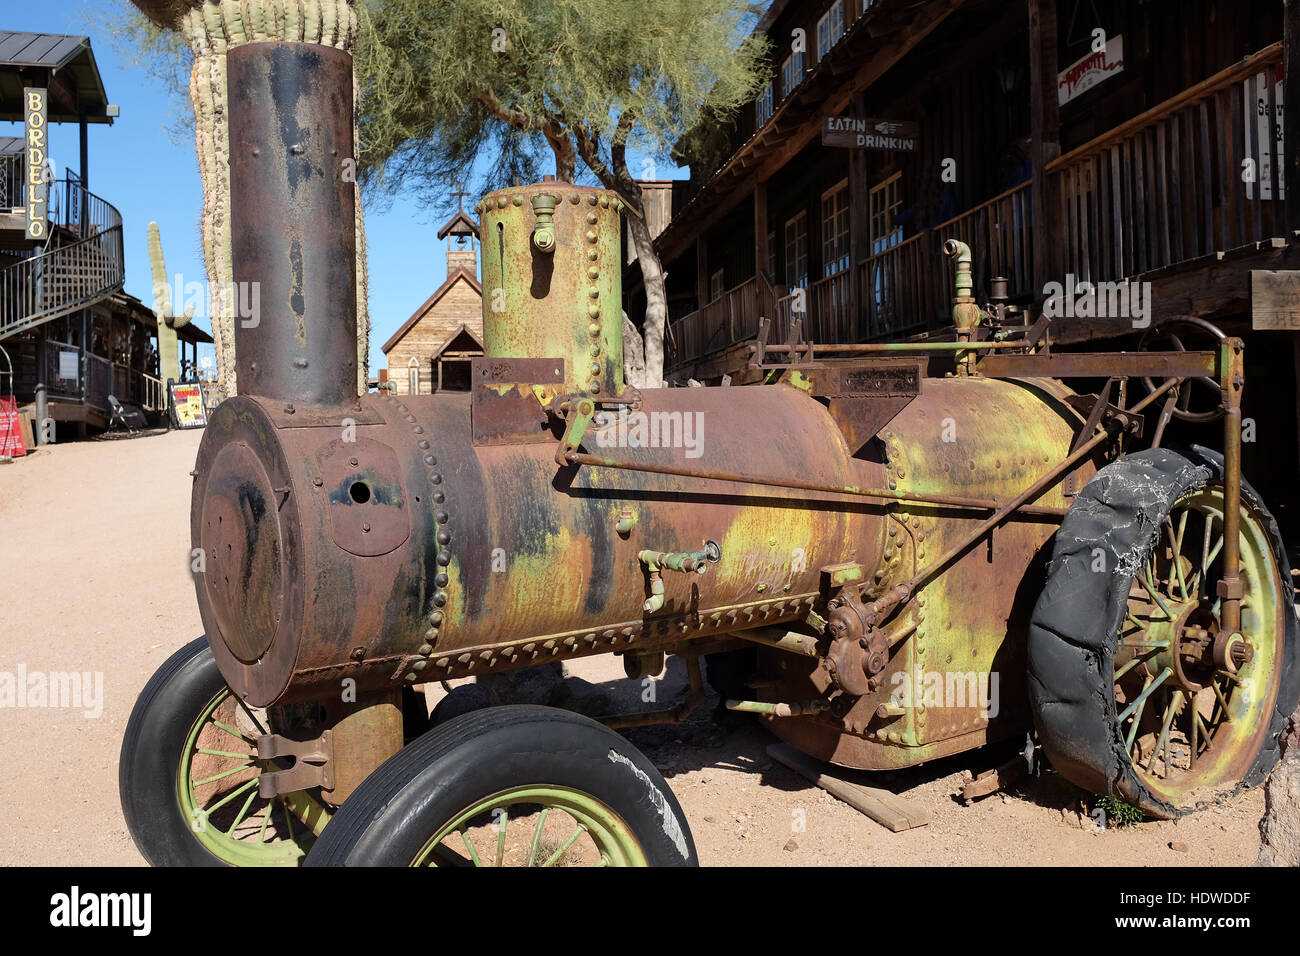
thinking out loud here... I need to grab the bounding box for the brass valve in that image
[530,193,557,253]
[639,541,722,613]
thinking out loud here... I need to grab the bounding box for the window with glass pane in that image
[821,181,850,277]
[755,82,773,127]
[781,51,804,98]
[709,269,725,301]
[868,173,903,328]
[408,361,420,395]
[817,1,845,59]
[784,212,808,288]
[869,173,903,255]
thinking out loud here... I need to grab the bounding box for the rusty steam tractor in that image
[120,42,1298,867]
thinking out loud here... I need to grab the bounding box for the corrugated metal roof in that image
[0,31,112,124]
[0,32,89,69]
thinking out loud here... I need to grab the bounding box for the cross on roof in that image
[451,181,471,212]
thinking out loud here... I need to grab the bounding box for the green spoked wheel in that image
[413,786,647,867]
[176,686,328,866]
[121,637,329,866]
[1030,447,1299,819]
[307,704,697,867]
[1114,486,1286,806]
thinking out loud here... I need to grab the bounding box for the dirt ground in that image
[0,429,1267,866]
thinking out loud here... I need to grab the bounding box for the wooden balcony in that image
[669,183,1032,370]
[1049,42,1286,286]
[666,44,1290,375]
[670,274,775,364]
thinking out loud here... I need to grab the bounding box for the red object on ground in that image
[0,397,27,457]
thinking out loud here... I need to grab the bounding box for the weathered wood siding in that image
[386,274,482,395]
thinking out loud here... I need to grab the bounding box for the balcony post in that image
[1028,0,1060,295]
[696,234,709,312]
[1285,0,1300,231]
[849,90,869,338]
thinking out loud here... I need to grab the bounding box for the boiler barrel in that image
[192,384,883,705]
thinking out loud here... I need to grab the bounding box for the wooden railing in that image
[931,183,1034,305]
[112,364,165,410]
[1049,42,1285,283]
[858,232,936,340]
[670,184,1032,367]
[669,275,766,361]
[139,372,165,411]
[85,352,114,410]
[810,269,853,344]
[37,342,164,414]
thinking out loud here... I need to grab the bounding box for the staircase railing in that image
[0,180,125,340]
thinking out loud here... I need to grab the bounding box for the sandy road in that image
[0,429,1265,866]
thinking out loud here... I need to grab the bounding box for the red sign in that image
[0,397,27,458]
[169,383,208,429]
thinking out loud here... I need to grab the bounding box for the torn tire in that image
[1028,447,1299,818]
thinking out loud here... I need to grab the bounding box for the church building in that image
[381,203,483,395]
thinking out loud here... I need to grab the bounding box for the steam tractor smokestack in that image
[228,43,358,406]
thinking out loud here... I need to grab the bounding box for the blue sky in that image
[4,0,688,379]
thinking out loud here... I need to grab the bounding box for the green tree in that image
[359,0,769,385]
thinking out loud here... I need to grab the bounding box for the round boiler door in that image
[200,441,286,664]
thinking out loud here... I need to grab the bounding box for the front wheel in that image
[119,637,326,866]
[306,705,698,867]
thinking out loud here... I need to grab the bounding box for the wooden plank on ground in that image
[18,410,34,451]
[766,742,932,832]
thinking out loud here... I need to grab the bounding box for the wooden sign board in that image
[169,383,208,429]
[822,116,919,151]
[24,88,48,240]
[1058,34,1124,106]
[1251,270,1300,330]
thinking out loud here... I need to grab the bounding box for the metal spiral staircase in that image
[0,178,125,341]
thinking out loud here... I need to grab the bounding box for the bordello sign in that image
[24,88,49,240]
[822,115,919,151]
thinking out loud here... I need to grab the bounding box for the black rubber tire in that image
[1028,446,1300,818]
[119,636,232,866]
[305,704,698,867]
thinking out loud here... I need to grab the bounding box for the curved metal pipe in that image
[943,238,973,299]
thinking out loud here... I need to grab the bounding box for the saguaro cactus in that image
[132,0,372,401]
[148,221,194,388]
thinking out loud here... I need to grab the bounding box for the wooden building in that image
[5,288,211,428]
[0,32,209,433]
[648,0,1300,535]
[382,207,484,395]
